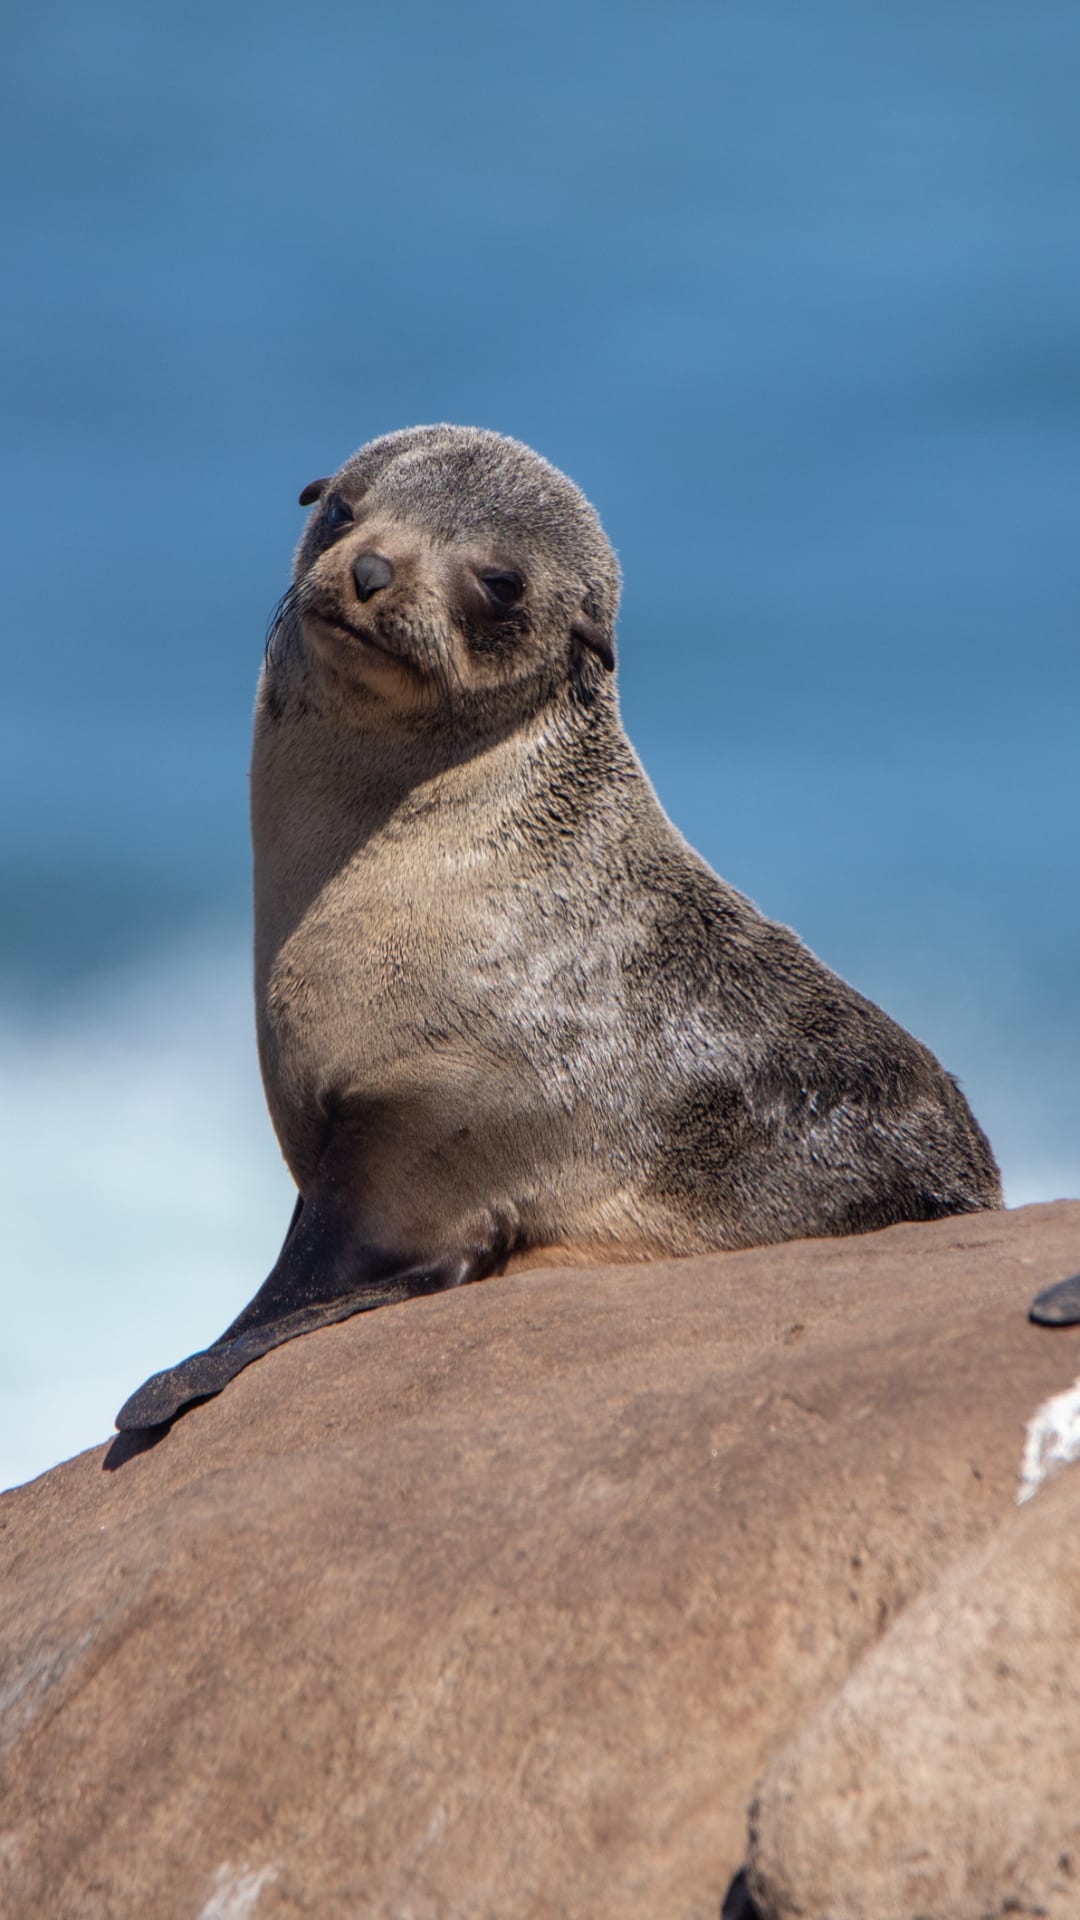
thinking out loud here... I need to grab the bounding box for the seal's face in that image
[273,426,620,729]
[298,491,556,709]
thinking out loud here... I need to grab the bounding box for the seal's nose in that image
[351,551,394,602]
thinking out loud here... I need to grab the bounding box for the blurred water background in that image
[2,1,1077,1490]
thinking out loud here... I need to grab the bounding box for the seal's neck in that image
[252,666,647,919]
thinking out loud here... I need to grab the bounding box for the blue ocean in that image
[3,1,1077,1488]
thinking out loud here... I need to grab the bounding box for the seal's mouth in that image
[306,605,411,668]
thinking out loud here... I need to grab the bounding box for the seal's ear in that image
[571,612,615,673]
[298,478,330,507]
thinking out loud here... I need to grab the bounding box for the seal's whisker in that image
[264,580,305,667]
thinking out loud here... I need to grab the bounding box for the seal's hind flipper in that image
[1030,1271,1080,1327]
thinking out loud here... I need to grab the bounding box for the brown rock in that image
[2,1201,1079,1920]
[745,1461,1080,1920]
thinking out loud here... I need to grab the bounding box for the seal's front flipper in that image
[114,1285,399,1431]
[114,1174,486,1433]
[1030,1271,1080,1327]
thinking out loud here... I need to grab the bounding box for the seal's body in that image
[117,425,1000,1431]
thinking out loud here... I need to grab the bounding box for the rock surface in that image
[745,1460,1080,1920]
[2,1201,1079,1920]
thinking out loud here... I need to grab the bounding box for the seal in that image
[116,424,1002,1431]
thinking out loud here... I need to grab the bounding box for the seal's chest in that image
[263,865,477,1081]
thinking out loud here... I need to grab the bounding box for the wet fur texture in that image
[253,424,1001,1279]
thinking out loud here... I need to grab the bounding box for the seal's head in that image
[271,425,620,730]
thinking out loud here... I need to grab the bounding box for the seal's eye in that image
[324,494,354,534]
[480,569,525,611]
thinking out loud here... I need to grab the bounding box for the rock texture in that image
[745,1462,1080,1920]
[2,1201,1079,1920]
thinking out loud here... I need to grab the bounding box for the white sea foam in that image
[0,936,293,1493]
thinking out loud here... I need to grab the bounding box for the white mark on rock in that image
[421,1806,447,1850]
[1017,1376,1080,1505]
[197,1861,280,1920]
[0,1630,100,1760]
